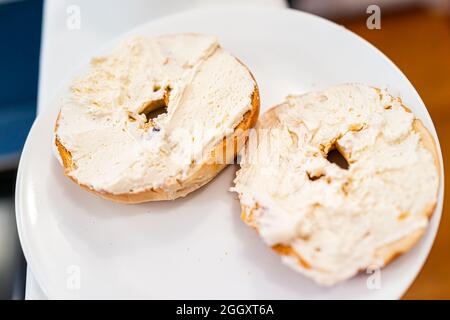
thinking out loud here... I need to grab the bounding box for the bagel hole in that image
[140,99,168,123]
[141,85,172,123]
[327,149,349,170]
[307,172,323,181]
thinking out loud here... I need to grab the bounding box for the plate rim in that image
[15,4,445,299]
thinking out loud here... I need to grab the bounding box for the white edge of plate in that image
[15,5,445,300]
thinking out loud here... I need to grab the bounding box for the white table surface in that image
[27,0,286,300]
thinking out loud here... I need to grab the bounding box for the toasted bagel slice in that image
[232,84,439,286]
[55,34,259,203]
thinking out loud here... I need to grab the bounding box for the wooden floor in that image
[337,8,450,299]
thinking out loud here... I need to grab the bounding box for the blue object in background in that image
[0,0,43,170]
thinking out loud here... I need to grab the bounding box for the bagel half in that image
[54,34,259,203]
[232,84,440,286]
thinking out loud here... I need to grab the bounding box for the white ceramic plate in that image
[16,6,444,299]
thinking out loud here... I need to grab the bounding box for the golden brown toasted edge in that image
[237,97,441,277]
[54,80,259,204]
[374,117,440,266]
[237,105,281,226]
[237,103,286,226]
[240,203,312,270]
[412,118,441,180]
[238,103,315,269]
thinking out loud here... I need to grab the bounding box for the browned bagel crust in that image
[55,78,259,203]
[238,92,440,273]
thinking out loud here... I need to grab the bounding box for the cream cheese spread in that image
[55,34,255,195]
[232,84,439,285]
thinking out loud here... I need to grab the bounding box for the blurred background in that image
[0,0,448,299]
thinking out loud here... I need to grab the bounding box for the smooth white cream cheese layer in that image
[55,34,255,194]
[232,84,439,286]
